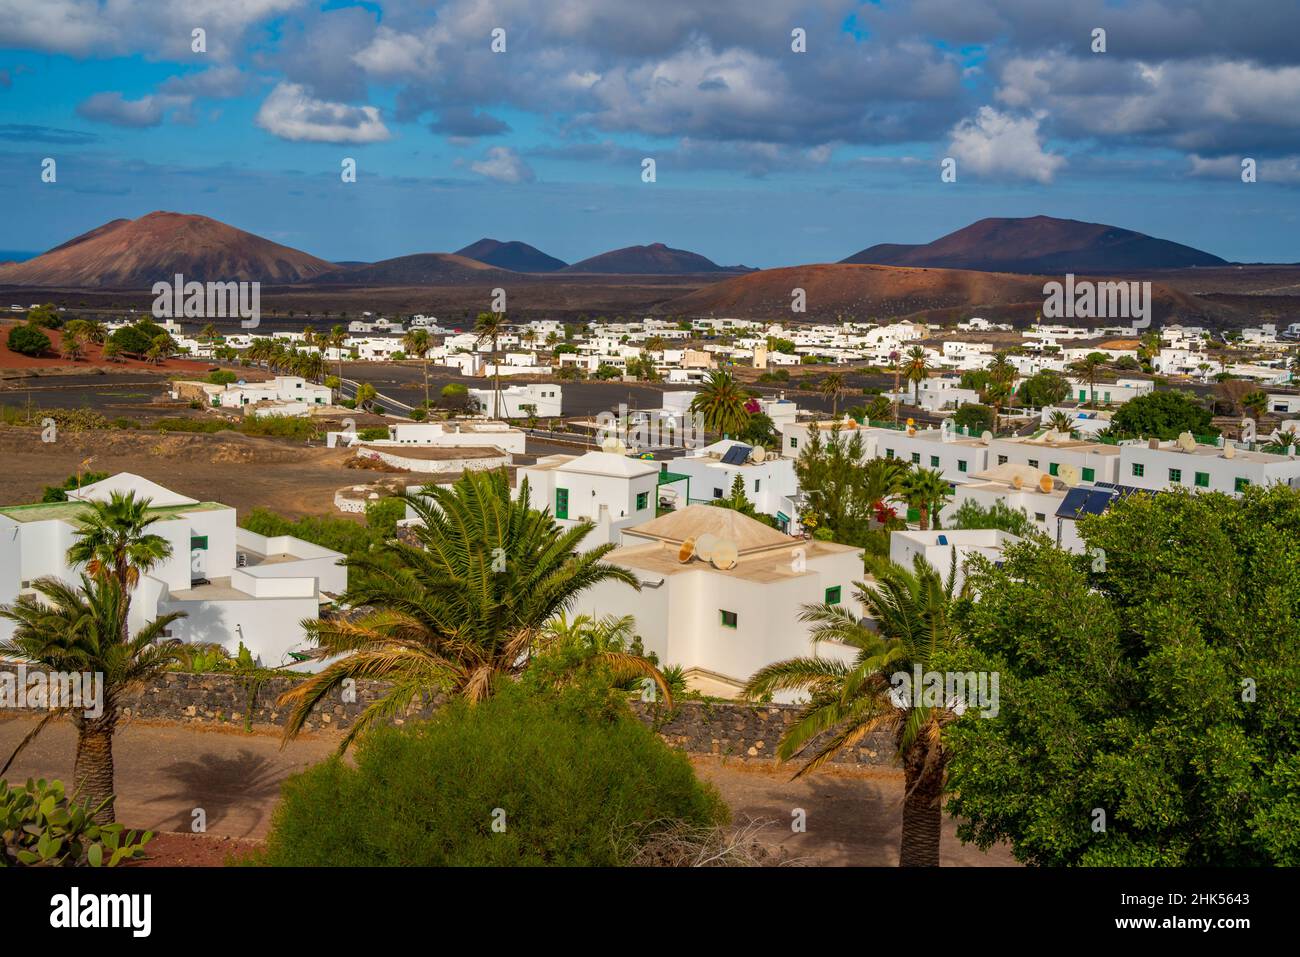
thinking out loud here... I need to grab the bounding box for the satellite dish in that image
[1177,432,1197,452]
[601,436,627,455]
[1045,430,1059,444]
[844,419,857,430]
[981,430,993,445]
[1038,473,1055,493]
[1058,463,1081,486]
[694,533,720,562]
[710,539,738,571]
[749,446,767,463]
[1223,444,1236,459]
[677,537,696,563]
[1011,474,1024,490]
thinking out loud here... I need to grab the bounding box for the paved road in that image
[0,713,1017,865]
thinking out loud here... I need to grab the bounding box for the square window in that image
[1028,459,1038,469]
[886,449,895,459]
[1195,472,1209,488]
[997,455,1008,466]
[713,488,723,499]
[636,492,648,511]
[957,460,967,472]
[720,610,738,628]
[911,452,920,464]
[1235,477,1249,493]
[1082,467,1095,482]
[1132,463,1145,477]
[930,455,939,467]
[1169,468,1182,483]
[825,586,842,605]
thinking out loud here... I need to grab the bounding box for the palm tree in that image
[904,346,929,406]
[690,370,750,438]
[902,467,951,531]
[65,491,174,643]
[353,382,378,412]
[743,557,964,866]
[1242,389,1267,424]
[983,377,1011,436]
[328,324,348,384]
[536,612,670,700]
[820,372,845,418]
[888,350,902,423]
[1070,353,1108,408]
[201,322,219,350]
[474,311,507,419]
[0,575,185,822]
[277,471,640,749]
[60,330,85,361]
[1046,410,1076,437]
[403,328,433,411]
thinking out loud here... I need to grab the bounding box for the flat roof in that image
[0,500,229,525]
[608,539,859,584]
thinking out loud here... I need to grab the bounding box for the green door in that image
[555,488,569,519]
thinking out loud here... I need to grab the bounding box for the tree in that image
[145,333,175,364]
[820,372,844,417]
[65,491,174,644]
[1046,410,1076,437]
[535,612,670,696]
[353,382,378,412]
[743,557,965,866]
[948,487,1300,865]
[902,467,951,531]
[737,411,777,448]
[904,346,929,405]
[1109,389,1215,440]
[328,325,348,384]
[7,324,51,357]
[864,395,892,423]
[1241,389,1268,424]
[795,425,907,542]
[0,575,184,822]
[403,328,433,411]
[951,499,1036,537]
[952,403,994,436]
[1018,370,1070,409]
[690,370,750,438]
[474,311,507,418]
[1070,353,1109,408]
[276,470,640,749]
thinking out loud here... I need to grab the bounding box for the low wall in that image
[0,666,894,768]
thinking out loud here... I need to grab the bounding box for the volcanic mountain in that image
[662,261,1221,324]
[840,215,1228,273]
[456,238,567,272]
[562,242,748,275]
[0,211,340,287]
[316,253,515,285]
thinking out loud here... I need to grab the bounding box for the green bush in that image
[1,778,152,867]
[357,426,389,441]
[41,471,110,502]
[253,681,727,866]
[156,418,231,434]
[108,324,154,357]
[240,415,318,440]
[207,370,238,385]
[7,324,51,357]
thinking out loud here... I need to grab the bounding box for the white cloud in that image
[254,82,390,143]
[470,146,535,183]
[75,91,190,127]
[947,106,1065,184]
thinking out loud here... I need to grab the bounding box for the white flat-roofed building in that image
[469,383,562,418]
[0,474,345,667]
[889,528,1023,591]
[573,506,863,700]
[516,451,660,549]
[671,439,801,532]
[988,434,1121,485]
[1118,439,1300,495]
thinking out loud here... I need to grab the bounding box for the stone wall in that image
[0,665,894,767]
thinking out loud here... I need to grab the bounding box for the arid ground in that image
[0,713,1018,867]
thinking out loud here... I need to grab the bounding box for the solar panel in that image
[720,444,752,465]
[1055,487,1116,520]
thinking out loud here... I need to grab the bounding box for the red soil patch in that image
[135,831,263,867]
[0,319,212,372]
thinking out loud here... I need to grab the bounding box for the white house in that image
[889,528,1023,591]
[574,506,863,700]
[671,439,801,533]
[1118,439,1300,495]
[212,376,331,411]
[517,451,660,549]
[328,420,527,455]
[0,474,346,667]
[469,383,562,418]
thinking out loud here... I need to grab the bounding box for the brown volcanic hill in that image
[456,238,567,272]
[0,212,340,288]
[313,253,515,285]
[660,262,1228,324]
[562,242,743,275]
[841,215,1228,273]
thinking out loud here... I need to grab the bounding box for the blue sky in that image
[1,0,1298,267]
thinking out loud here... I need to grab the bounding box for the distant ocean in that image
[0,250,38,262]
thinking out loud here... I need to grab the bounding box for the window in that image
[1028,459,1038,469]
[1082,467,1095,482]
[555,488,569,519]
[997,455,1008,466]
[885,449,895,459]
[957,459,967,473]
[1035,512,1046,522]
[713,487,723,499]
[1235,477,1250,493]
[790,436,798,448]
[825,586,842,605]
[1195,472,1210,488]
[1049,463,1059,476]
[636,492,648,511]
[754,479,761,493]
[911,452,920,464]
[1169,468,1182,483]
[720,610,738,628]
[1132,463,1145,477]
[190,535,208,550]
[929,455,939,467]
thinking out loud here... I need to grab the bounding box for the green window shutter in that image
[1169,468,1181,483]
[824,586,841,605]
[1195,472,1209,488]
[930,455,939,467]
[636,492,648,510]
[911,452,920,464]
[1132,463,1144,477]
[958,460,967,472]
[1049,463,1059,476]
[720,610,738,628]
[555,487,569,519]
[190,535,208,550]
[1082,467,1095,481]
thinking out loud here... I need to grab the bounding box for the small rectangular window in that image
[1028,459,1038,469]
[1132,463,1145,477]
[636,492,648,511]
[886,449,895,459]
[1049,463,1059,476]
[911,452,920,464]
[1169,468,1182,483]
[825,586,842,605]
[190,535,208,550]
[790,437,798,448]
[1035,513,1046,522]
[713,488,723,499]
[930,455,940,467]
[1195,472,1210,488]
[957,459,967,472]
[1082,467,1095,482]
[1235,477,1249,493]
[720,610,738,628]
[997,455,1008,465]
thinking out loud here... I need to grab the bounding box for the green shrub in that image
[41,471,110,502]
[240,415,318,440]
[357,426,389,441]
[7,324,51,357]
[155,418,231,433]
[207,370,238,385]
[0,778,152,866]
[253,681,727,866]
